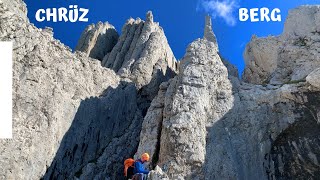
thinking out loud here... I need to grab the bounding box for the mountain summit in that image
[0,1,319,179]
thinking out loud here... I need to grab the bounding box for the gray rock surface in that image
[158,35,234,179]
[101,11,177,90]
[283,5,320,38]
[307,67,320,89]
[138,16,234,179]
[243,6,320,85]
[139,7,320,180]
[0,1,121,179]
[203,83,320,180]
[1,1,319,180]
[204,15,218,46]
[75,21,118,60]
[134,81,169,168]
[1,0,27,22]
[0,1,176,180]
[242,36,281,84]
[148,166,169,180]
[42,11,177,180]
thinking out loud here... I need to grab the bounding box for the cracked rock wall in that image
[0,0,120,179]
[102,11,177,89]
[137,16,235,179]
[75,21,119,61]
[138,6,320,180]
[0,0,177,179]
[43,11,177,180]
[1,0,319,179]
[243,6,320,85]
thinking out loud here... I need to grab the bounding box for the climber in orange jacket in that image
[124,158,135,179]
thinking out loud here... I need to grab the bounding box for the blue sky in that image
[24,0,320,75]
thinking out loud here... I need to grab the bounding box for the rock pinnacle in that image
[204,15,217,45]
[147,11,154,23]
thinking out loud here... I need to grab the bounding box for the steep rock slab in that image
[204,7,320,179]
[75,22,119,61]
[136,16,238,179]
[156,16,234,179]
[1,1,174,179]
[243,6,320,85]
[44,12,177,180]
[44,81,145,179]
[143,8,320,180]
[148,166,170,180]
[307,68,320,89]
[203,82,320,179]
[283,5,320,38]
[242,36,281,84]
[102,11,177,90]
[0,1,120,179]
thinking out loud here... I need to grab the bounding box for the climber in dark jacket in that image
[134,153,150,174]
[132,153,150,180]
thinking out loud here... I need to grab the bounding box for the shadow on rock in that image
[203,82,320,180]
[43,65,176,179]
[43,81,142,179]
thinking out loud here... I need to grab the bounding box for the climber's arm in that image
[135,161,149,174]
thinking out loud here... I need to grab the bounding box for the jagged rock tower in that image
[75,21,119,60]
[136,6,320,180]
[0,0,319,179]
[0,1,177,179]
[136,15,234,179]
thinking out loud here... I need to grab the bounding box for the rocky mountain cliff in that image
[137,6,320,179]
[75,21,119,61]
[0,0,319,180]
[0,0,176,179]
[243,6,320,85]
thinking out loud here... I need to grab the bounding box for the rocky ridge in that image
[0,0,177,179]
[0,0,120,179]
[0,1,319,180]
[43,11,178,180]
[137,5,320,180]
[243,6,320,85]
[75,21,119,61]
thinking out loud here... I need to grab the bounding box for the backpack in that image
[124,158,135,177]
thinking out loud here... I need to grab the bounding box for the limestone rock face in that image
[1,0,27,22]
[101,11,177,90]
[157,37,234,179]
[75,22,118,60]
[0,1,121,179]
[141,7,320,180]
[148,166,169,180]
[243,6,320,85]
[137,16,234,178]
[1,0,320,179]
[204,15,218,46]
[134,81,169,167]
[203,83,320,180]
[307,68,320,89]
[0,1,175,180]
[42,13,177,180]
[283,5,320,38]
[242,36,281,84]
